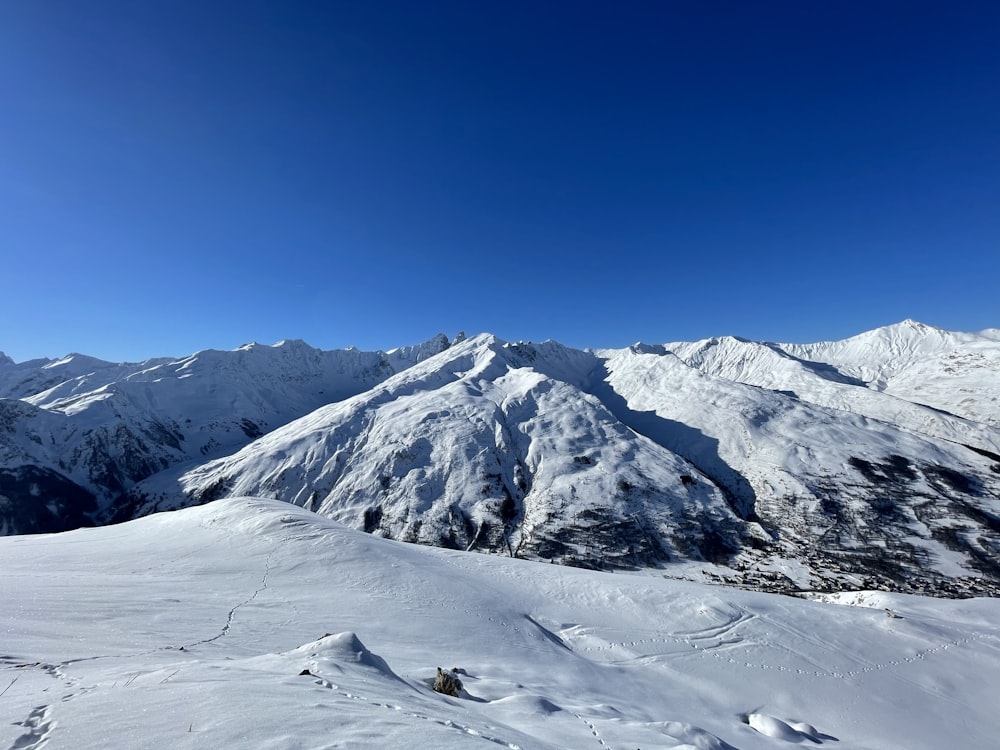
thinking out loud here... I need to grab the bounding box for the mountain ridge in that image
[2,322,998,597]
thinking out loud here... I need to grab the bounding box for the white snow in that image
[2,497,999,749]
[5,322,994,593]
[776,320,1000,427]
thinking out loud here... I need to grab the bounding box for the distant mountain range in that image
[3,321,998,597]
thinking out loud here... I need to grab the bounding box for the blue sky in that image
[2,1,998,362]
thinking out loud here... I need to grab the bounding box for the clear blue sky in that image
[2,1,998,362]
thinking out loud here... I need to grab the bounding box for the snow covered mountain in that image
[2,322,998,597]
[0,339,438,534]
[666,319,1000,431]
[780,319,1000,426]
[3,497,1000,749]
[138,335,754,573]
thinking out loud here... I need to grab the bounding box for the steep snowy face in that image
[0,337,453,533]
[598,345,1000,595]
[0,393,189,535]
[384,331,460,369]
[0,400,99,535]
[161,335,749,569]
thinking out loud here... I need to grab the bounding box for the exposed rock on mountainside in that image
[2,323,998,597]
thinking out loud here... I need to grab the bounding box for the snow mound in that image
[744,712,831,743]
[489,693,564,715]
[290,632,401,682]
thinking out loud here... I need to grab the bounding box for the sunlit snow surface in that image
[3,498,999,749]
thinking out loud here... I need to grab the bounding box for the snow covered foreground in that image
[3,499,999,749]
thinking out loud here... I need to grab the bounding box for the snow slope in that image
[144,335,751,570]
[160,332,1000,596]
[0,338,442,532]
[0,352,173,402]
[776,320,1000,427]
[2,322,999,597]
[661,330,1000,455]
[599,343,1000,595]
[2,497,999,749]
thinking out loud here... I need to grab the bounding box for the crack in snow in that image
[185,548,276,648]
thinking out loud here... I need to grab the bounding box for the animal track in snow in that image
[573,712,612,749]
[10,705,56,750]
[564,616,997,683]
[306,671,523,749]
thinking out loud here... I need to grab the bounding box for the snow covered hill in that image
[2,322,999,597]
[3,498,999,749]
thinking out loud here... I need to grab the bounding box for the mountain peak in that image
[271,338,318,355]
[385,332,466,366]
[863,319,953,340]
[43,353,113,370]
[892,319,943,335]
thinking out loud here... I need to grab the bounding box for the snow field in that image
[3,498,999,749]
